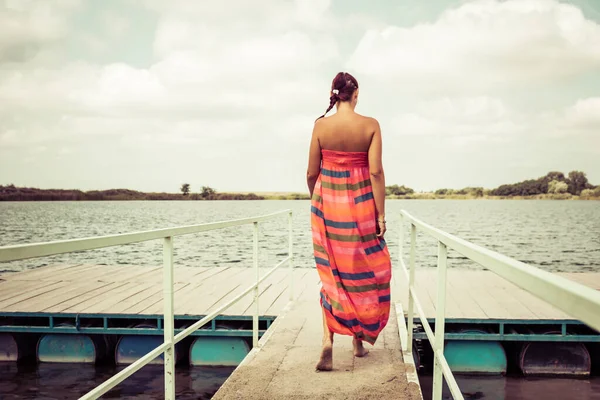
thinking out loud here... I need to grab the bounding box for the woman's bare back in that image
[315,112,378,153]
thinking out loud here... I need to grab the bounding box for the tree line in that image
[489,171,598,197]
[2,170,597,202]
[386,170,599,198]
[0,184,264,201]
[179,184,262,200]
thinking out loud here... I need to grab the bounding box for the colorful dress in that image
[311,149,392,345]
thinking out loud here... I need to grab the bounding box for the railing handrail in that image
[0,209,294,400]
[0,209,291,262]
[80,252,292,400]
[399,209,600,400]
[400,210,600,332]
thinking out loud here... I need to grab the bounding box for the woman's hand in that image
[376,218,386,239]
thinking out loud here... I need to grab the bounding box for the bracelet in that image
[378,219,386,224]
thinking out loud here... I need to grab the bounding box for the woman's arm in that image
[367,119,386,238]
[307,123,322,197]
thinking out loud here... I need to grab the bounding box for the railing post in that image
[433,241,448,400]
[288,211,294,301]
[253,221,259,347]
[163,236,175,400]
[407,223,416,354]
[399,213,404,265]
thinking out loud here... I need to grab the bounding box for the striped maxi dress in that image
[311,149,392,345]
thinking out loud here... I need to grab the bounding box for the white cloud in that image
[0,0,599,192]
[387,96,524,145]
[101,10,130,38]
[348,0,600,95]
[563,97,600,129]
[415,97,508,124]
[0,0,80,63]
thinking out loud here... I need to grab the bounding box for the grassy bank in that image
[262,193,599,200]
[3,167,599,202]
[2,186,598,202]
[385,193,598,200]
[0,186,264,201]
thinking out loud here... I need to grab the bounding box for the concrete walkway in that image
[213,284,422,400]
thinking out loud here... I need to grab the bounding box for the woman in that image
[307,72,392,371]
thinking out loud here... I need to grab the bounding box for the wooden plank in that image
[411,270,440,319]
[115,286,164,314]
[175,267,245,315]
[0,264,74,280]
[256,272,289,315]
[39,282,124,313]
[67,265,130,282]
[77,282,157,314]
[493,286,539,320]
[59,282,134,313]
[467,287,511,319]
[227,270,288,316]
[508,287,570,320]
[176,268,242,303]
[0,281,70,309]
[96,265,160,283]
[195,269,255,315]
[113,282,189,315]
[267,269,314,314]
[418,273,438,319]
[2,264,88,281]
[12,280,114,312]
[175,266,236,288]
[37,264,97,281]
[449,271,538,320]
[391,268,436,318]
[2,265,597,322]
[136,283,190,314]
[53,282,130,313]
[448,272,488,319]
[108,284,162,314]
[390,269,407,306]
[174,266,216,284]
[0,279,58,302]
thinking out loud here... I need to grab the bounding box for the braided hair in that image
[316,72,359,121]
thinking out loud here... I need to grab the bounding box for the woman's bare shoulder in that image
[313,115,331,133]
[354,113,380,130]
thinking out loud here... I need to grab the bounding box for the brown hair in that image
[316,72,359,121]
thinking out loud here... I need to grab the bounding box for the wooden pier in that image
[213,281,421,400]
[1,264,600,398]
[2,208,599,399]
[6,264,597,323]
[394,269,600,321]
[0,264,421,398]
[393,269,600,346]
[0,263,317,317]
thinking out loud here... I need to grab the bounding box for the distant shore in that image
[2,169,599,203]
[0,186,265,202]
[259,192,599,201]
[1,191,598,201]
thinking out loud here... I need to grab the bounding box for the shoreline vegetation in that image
[1,171,598,202]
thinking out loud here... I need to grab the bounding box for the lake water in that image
[0,363,234,399]
[419,375,600,400]
[1,200,599,273]
[1,200,599,399]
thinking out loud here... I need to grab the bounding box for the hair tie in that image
[332,89,339,95]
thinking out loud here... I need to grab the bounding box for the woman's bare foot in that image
[353,338,369,357]
[316,341,333,371]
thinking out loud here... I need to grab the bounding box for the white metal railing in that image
[398,210,600,400]
[0,209,294,400]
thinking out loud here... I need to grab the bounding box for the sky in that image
[0,0,599,193]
